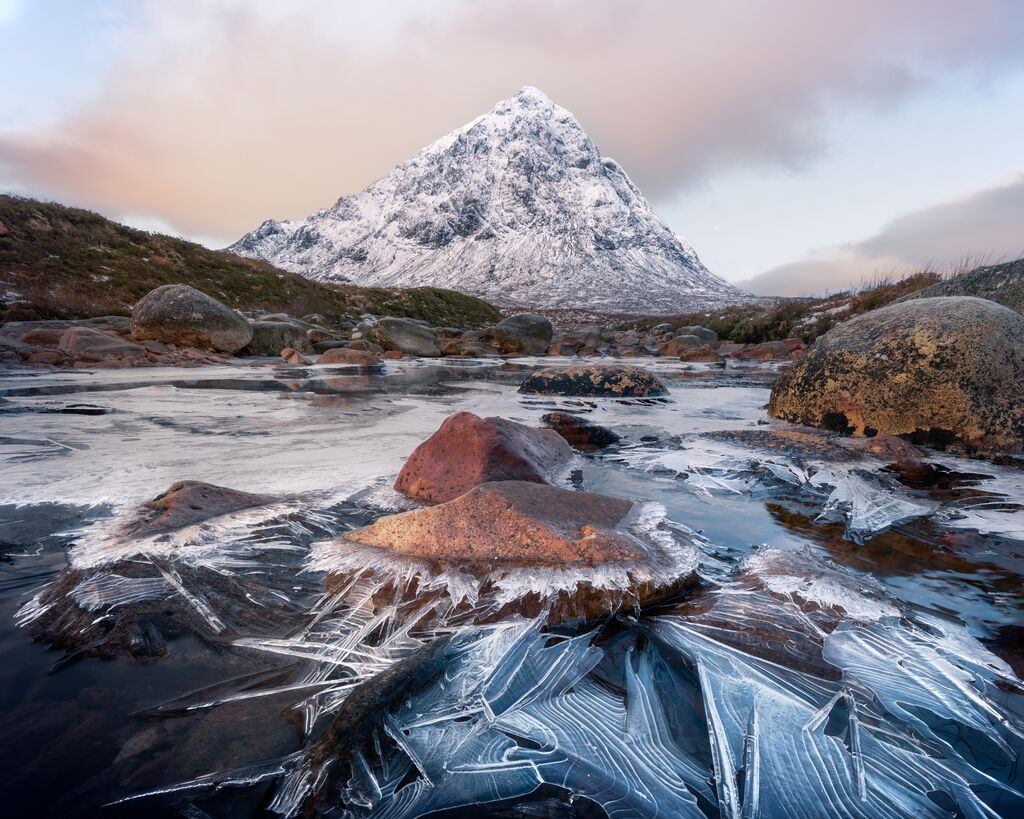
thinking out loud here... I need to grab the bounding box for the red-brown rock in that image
[394,412,574,505]
[678,344,725,363]
[735,340,791,360]
[58,327,147,362]
[319,347,381,366]
[281,347,313,365]
[349,481,641,564]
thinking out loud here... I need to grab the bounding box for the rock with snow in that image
[231,87,747,314]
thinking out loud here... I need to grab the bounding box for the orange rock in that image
[281,347,313,365]
[319,347,382,366]
[348,481,641,564]
[383,350,403,360]
[394,412,573,505]
[678,344,725,363]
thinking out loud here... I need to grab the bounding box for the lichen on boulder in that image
[769,296,1024,452]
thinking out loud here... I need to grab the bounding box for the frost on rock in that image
[110,545,1022,818]
[17,485,373,657]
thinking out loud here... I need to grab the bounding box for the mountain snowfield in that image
[231,87,748,313]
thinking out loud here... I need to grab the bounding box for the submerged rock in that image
[131,284,253,353]
[394,411,573,504]
[493,313,553,355]
[541,411,621,451]
[369,317,440,357]
[770,296,1024,451]
[518,365,668,397]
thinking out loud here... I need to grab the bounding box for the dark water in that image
[1,358,1021,817]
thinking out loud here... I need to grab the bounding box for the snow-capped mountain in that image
[230,87,748,313]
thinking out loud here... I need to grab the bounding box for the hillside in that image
[232,87,746,314]
[0,195,501,327]
[899,258,1024,312]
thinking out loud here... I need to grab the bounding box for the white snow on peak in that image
[230,87,749,313]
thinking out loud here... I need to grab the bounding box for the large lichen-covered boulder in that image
[370,318,441,357]
[493,313,553,355]
[242,321,311,356]
[131,284,253,353]
[769,296,1024,451]
[519,365,668,397]
[394,412,573,505]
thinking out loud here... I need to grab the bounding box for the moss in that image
[0,195,499,328]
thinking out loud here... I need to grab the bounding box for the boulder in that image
[735,340,791,360]
[659,334,703,356]
[493,313,553,355]
[281,347,312,365]
[370,318,440,357]
[460,342,502,357]
[675,325,719,345]
[58,327,147,362]
[769,296,1024,451]
[243,321,310,356]
[349,481,641,564]
[541,412,621,451]
[346,339,385,354]
[678,344,725,364]
[394,412,573,505]
[318,347,382,367]
[131,284,253,353]
[121,481,275,539]
[518,365,669,398]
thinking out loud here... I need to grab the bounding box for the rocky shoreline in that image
[1,282,805,371]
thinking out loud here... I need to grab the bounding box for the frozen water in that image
[2,358,1022,817]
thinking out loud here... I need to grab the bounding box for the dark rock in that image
[518,365,669,397]
[675,325,719,345]
[394,411,573,505]
[243,321,311,355]
[541,412,621,451]
[770,296,1024,451]
[370,318,440,357]
[659,334,703,356]
[131,284,253,353]
[493,313,553,355]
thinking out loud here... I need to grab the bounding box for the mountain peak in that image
[511,85,554,106]
[230,90,748,313]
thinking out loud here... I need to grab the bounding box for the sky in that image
[1,0,1022,296]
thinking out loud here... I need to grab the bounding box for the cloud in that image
[739,174,1024,296]
[1,0,1023,240]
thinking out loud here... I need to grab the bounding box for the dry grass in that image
[0,195,501,327]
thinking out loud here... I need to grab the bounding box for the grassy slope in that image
[0,195,501,327]
[622,270,948,344]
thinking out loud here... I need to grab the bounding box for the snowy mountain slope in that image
[230,87,749,313]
